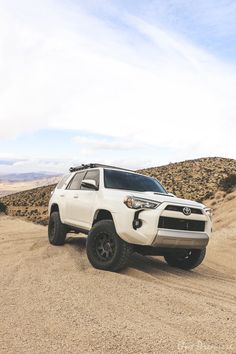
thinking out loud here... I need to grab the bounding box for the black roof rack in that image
[69,163,134,173]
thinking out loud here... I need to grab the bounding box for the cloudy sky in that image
[0,0,236,173]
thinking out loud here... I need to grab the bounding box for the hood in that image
[106,189,204,208]
[133,191,204,208]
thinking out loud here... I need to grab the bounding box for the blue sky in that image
[0,0,236,173]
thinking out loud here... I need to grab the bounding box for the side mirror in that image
[168,192,175,197]
[81,179,98,190]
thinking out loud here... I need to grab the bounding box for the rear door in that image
[63,171,86,225]
[64,169,100,229]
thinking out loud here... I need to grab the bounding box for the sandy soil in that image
[0,213,235,354]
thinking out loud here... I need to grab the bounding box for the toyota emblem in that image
[183,207,191,216]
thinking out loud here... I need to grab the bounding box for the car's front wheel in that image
[48,211,67,246]
[86,220,133,271]
[164,248,206,270]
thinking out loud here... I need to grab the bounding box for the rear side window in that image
[81,170,100,189]
[67,172,86,190]
[56,174,70,189]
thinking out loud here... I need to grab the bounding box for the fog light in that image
[133,219,142,229]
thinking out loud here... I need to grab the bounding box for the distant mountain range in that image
[0,172,62,183]
[0,172,62,197]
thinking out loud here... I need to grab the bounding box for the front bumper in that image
[113,202,212,248]
[152,229,209,249]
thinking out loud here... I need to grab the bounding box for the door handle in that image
[60,194,64,197]
[73,195,79,199]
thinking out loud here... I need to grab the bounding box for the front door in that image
[64,169,100,229]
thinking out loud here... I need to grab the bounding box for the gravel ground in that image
[0,215,235,354]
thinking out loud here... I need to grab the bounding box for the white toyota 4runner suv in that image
[48,164,212,272]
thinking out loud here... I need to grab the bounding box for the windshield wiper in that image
[153,192,169,196]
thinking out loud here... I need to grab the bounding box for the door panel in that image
[63,169,99,228]
[66,190,97,228]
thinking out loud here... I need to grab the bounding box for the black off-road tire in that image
[86,220,133,271]
[164,248,206,270]
[48,211,67,246]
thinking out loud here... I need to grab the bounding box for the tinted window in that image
[81,170,100,190]
[104,169,167,193]
[56,174,70,189]
[67,172,85,190]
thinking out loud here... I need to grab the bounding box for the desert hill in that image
[0,157,236,225]
[139,157,236,202]
[0,184,56,225]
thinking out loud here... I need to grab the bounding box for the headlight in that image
[124,196,161,209]
[204,207,213,220]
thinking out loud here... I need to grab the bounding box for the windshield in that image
[104,169,167,193]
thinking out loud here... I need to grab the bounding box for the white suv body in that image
[48,164,212,271]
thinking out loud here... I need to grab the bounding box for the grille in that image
[165,205,203,215]
[158,216,205,232]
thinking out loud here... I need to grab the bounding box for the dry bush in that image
[0,202,7,213]
[219,174,236,192]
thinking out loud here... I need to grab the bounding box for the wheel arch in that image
[50,203,60,215]
[92,209,114,226]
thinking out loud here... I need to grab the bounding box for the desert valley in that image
[0,173,61,197]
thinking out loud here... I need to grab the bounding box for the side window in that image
[56,174,70,189]
[81,170,100,190]
[67,172,85,190]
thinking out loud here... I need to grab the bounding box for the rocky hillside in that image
[0,157,236,225]
[0,184,56,225]
[139,157,236,202]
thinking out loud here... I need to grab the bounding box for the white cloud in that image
[0,157,71,174]
[73,136,140,151]
[0,0,235,160]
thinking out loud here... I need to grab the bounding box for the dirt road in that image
[0,215,235,354]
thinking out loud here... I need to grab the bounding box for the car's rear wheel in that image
[48,211,67,246]
[86,220,133,271]
[164,248,206,270]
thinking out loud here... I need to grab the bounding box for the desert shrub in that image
[219,174,236,192]
[204,191,214,200]
[0,202,7,213]
[37,218,49,226]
